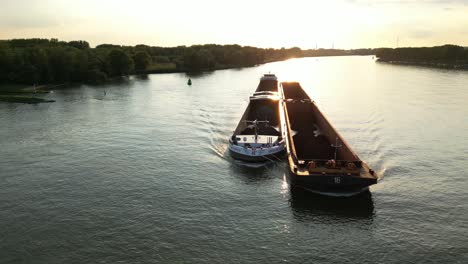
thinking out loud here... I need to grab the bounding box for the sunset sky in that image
[1,0,467,49]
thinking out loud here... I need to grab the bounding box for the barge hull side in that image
[229,148,285,162]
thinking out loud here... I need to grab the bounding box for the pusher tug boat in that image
[228,74,285,163]
[280,82,378,196]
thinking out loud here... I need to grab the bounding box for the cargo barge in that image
[228,74,285,162]
[280,82,377,196]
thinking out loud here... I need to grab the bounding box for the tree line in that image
[376,45,468,63]
[0,38,375,85]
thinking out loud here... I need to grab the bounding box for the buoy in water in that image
[187,78,192,85]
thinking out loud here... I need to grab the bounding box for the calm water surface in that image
[1,56,467,263]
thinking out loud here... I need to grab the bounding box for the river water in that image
[1,56,467,263]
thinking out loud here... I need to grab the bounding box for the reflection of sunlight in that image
[281,224,290,234]
[263,58,319,83]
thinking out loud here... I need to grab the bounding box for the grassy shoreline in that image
[0,84,57,104]
[377,60,468,70]
[0,94,55,104]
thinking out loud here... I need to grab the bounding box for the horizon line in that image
[1,38,467,50]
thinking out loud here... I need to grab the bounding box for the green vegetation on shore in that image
[376,44,468,69]
[0,38,375,86]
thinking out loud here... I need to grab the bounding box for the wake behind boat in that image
[228,74,285,162]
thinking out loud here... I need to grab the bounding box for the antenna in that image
[396,36,399,48]
[244,120,269,143]
[331,137,342,160]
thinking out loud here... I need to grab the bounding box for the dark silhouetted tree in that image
[134,51,151,71]
[108,49,134,76]
[68,40,90,49]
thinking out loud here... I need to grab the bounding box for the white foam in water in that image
[233,159,274,168]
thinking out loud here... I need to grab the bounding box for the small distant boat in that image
[280,82,378,196]
[228,74,285,162]
[187,79,192,85]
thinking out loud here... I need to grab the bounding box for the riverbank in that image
[375,44,468,70]
[377,59,468,70]
[1,53,361,92]
[1,38,379,86]
[0,84,58,104]
[0,95,55,104]
[0,53,377,104]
